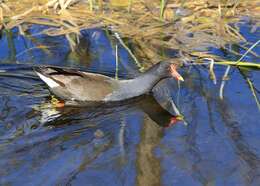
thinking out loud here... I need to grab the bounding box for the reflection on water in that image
[0,26,259,185]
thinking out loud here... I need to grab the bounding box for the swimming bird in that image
[34,62,184,106]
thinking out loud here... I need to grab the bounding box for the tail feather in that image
[34,67,61,88]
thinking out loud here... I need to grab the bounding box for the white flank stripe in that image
[36,72,60,88]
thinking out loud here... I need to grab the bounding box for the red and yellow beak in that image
[165,115,183,128]
[170,64,184,81]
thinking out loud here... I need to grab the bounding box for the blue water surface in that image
[0,21,259,186]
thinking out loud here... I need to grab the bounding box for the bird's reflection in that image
[42,95,181,128]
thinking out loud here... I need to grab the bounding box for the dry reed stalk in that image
[0,7,2,28]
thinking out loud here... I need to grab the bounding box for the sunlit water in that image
[0,22,259,186]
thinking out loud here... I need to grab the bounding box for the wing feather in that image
[34,66,118,101]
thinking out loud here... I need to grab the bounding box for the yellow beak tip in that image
[178,76,184,81]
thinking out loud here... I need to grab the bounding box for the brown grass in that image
[0,0,259,67]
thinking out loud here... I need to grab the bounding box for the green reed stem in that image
[160,0,165,20]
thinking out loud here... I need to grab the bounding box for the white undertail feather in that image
[36,72,60,88]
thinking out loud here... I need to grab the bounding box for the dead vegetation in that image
[0,0,259,65]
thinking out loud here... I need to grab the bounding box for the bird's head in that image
[154,61,184,81]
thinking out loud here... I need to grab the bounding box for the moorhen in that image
[34,62,184,106]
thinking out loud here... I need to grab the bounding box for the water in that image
[0,24,259,186]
